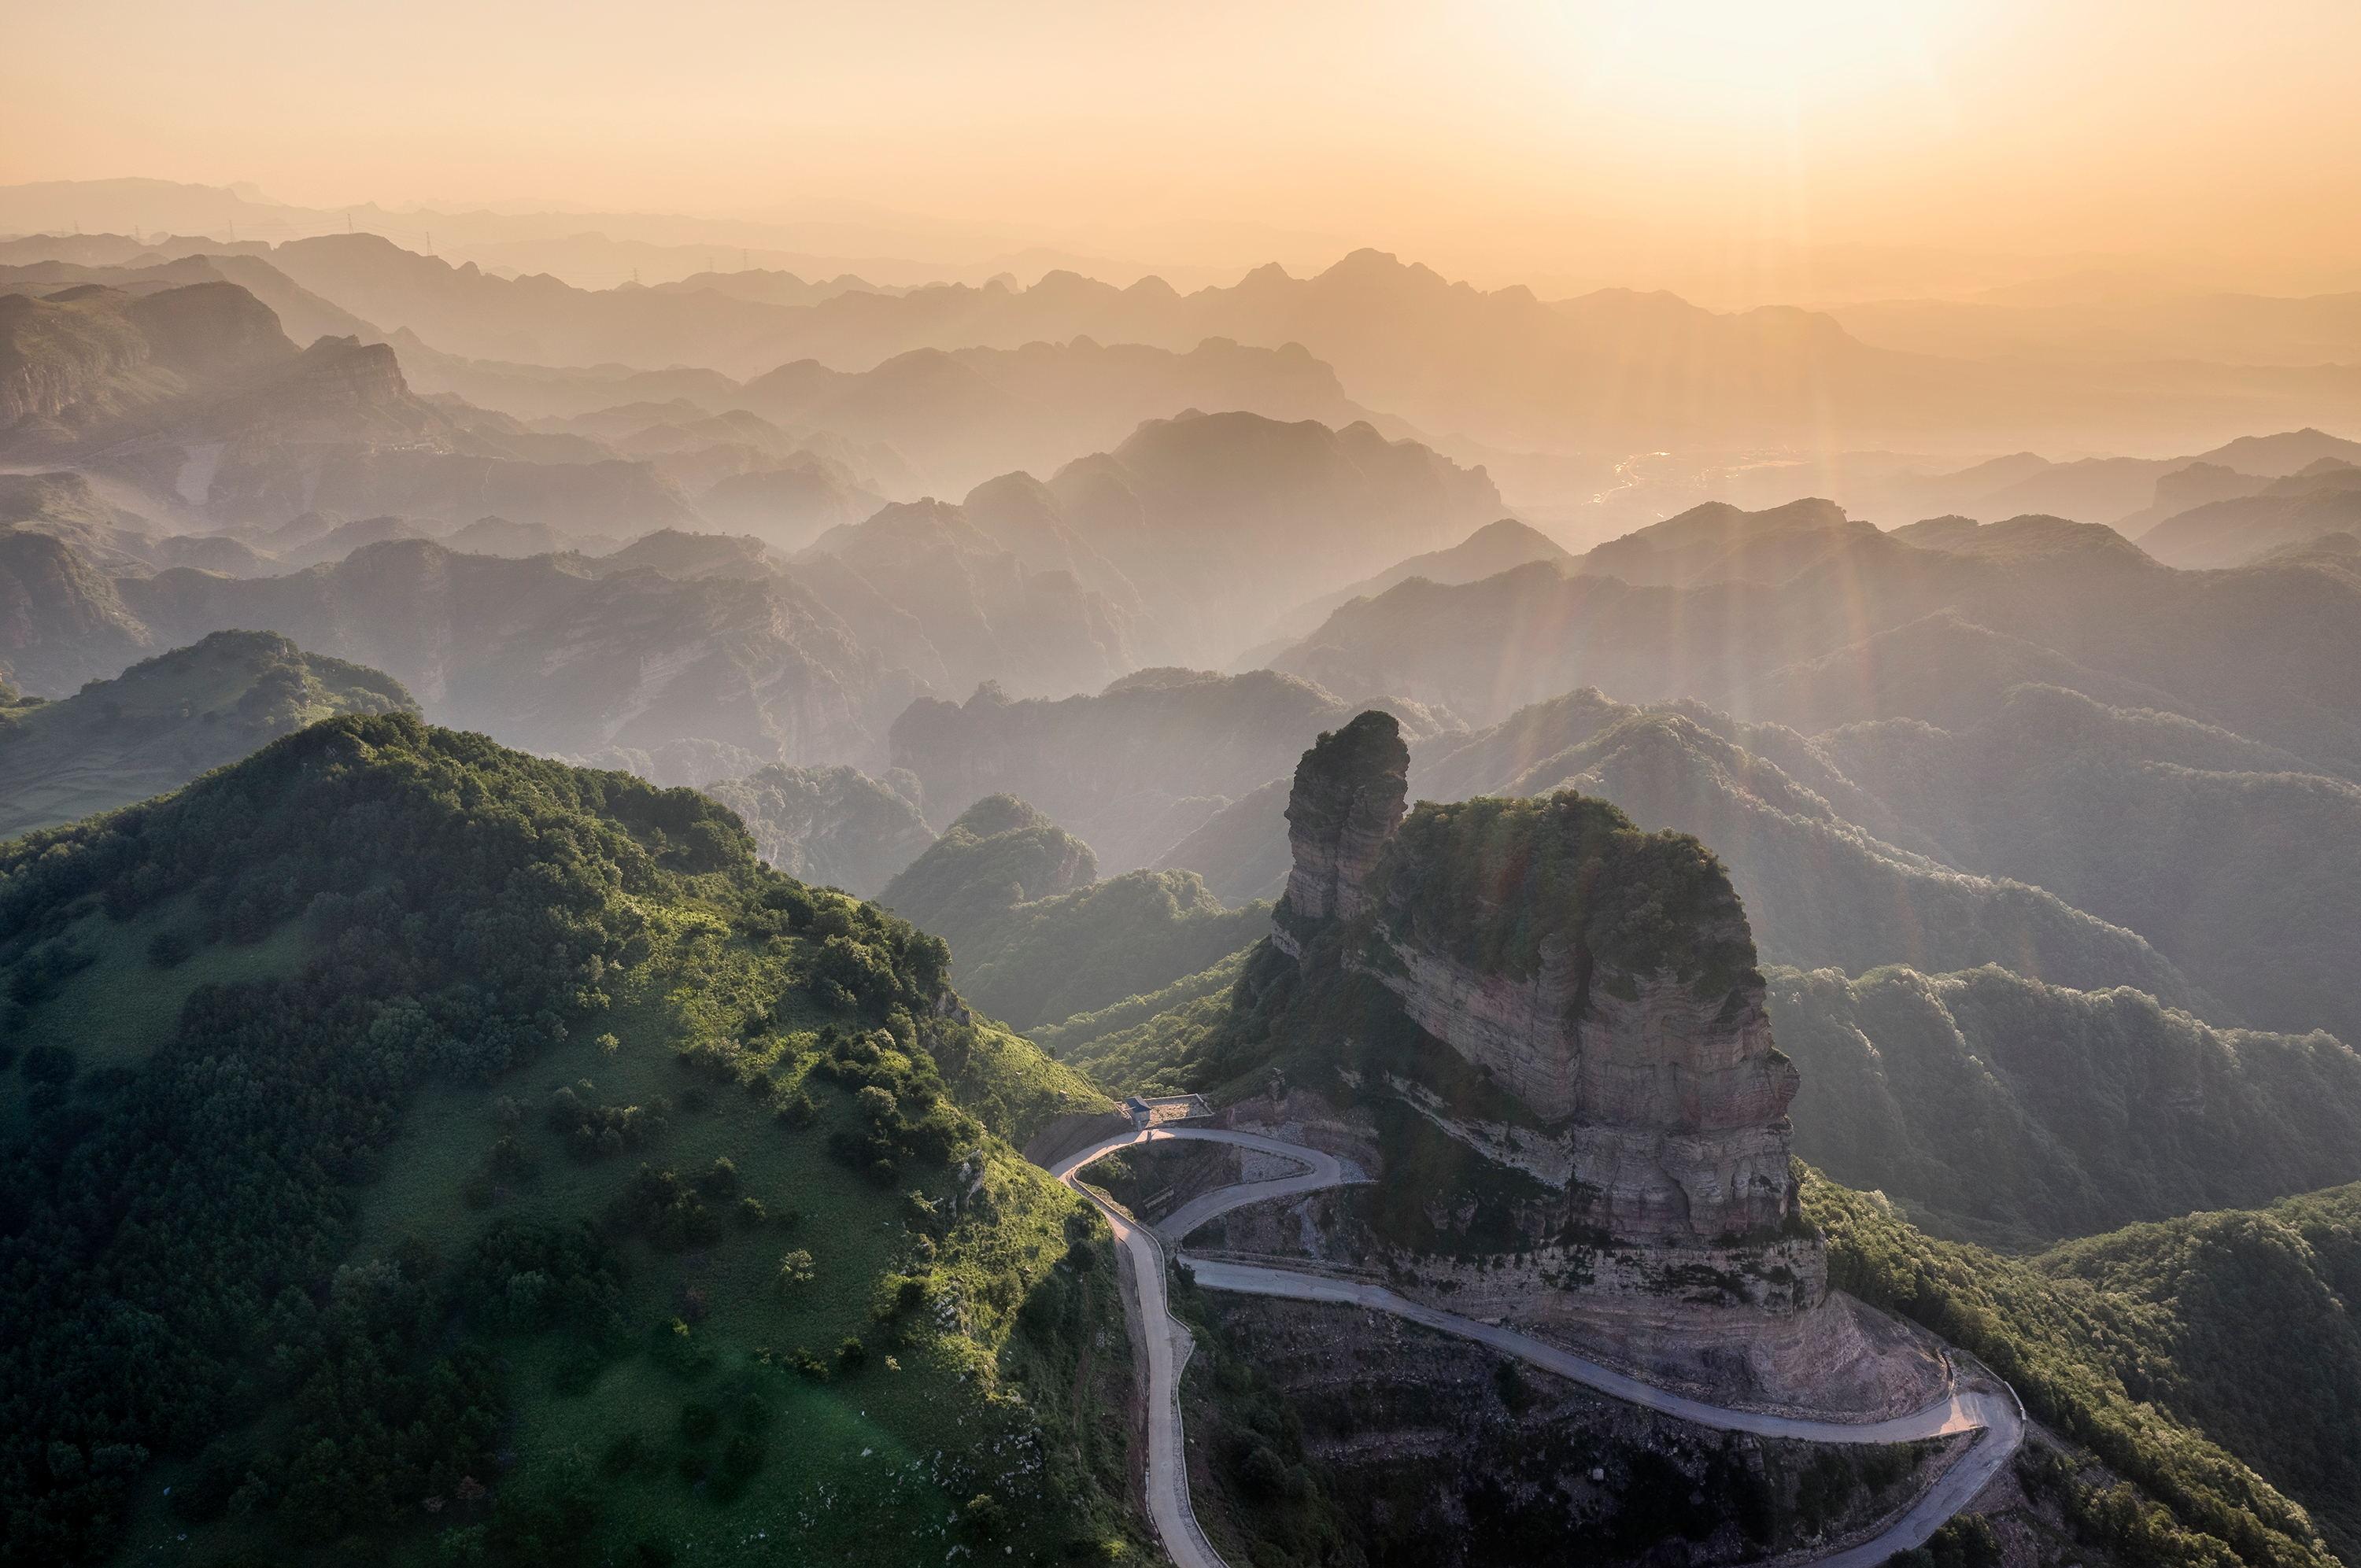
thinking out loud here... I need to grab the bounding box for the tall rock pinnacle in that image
[1273,709,1409,951]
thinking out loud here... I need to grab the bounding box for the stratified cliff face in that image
[1273,709,1410,943]
[1369,949,1798,1241]
[1277,710,1801,1247]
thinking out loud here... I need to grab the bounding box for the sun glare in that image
[1563,0,1965,122]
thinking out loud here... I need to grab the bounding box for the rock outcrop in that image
[1274,709,1805,1249]
[1273,709,1409,943]
[1369,950,1799,1240]
[886,669,1451,873]
[1184,714,1982,1415]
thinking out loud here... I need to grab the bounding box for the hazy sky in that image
[11,0,2361,294]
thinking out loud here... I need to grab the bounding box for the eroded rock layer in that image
[1278,709,1805,1247]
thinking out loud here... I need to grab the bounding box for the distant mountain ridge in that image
[1269,494,2361,778]
[1256,516,1571,647]
[0,533,918,765]
[1834,428,2361,528]
[0,629,415,839]
[1,279,700,537]
[2137,463,2361,567]
[887,669,1459,873]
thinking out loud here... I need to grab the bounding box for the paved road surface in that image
[1192,1258,2023,1562]
[1052,1125,2021,1568]
[1051,1129,1280,1568]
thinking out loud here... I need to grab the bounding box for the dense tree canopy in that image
[0,715,1130,1566]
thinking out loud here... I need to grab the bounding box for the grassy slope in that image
[0,715,1143,1568]
[0,894,306,1142]
[304,924,1124,1567]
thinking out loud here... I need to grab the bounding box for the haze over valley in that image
[9,6,2361,1568]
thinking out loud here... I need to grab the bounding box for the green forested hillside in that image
[878,795,1100,954]
[1820,683,2361,1042]
[951,873,1269,1033]
[698,762,937,896]
[0,630,416,840]
[0,715,1139,1568]
[1776,965,2361,1245]
[1032,947,1257,1094]
[2040,1188,2361,1562]
[881,795,1269,1031]
[1809,1173,2358,1568]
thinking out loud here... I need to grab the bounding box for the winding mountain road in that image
[1051,1123,2023,1568]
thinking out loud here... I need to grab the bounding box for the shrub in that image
[19,1042,76,1086]
[600,1431,649,1478]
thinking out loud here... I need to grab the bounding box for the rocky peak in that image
[1273,716,1803,1247]
[1273,710,1408,946]
[290,336,409,408]
[124,281,294,382]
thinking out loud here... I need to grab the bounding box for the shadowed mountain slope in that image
[0,629,416,839]
[699,762,936,897]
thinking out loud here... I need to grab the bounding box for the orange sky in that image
[9,0,2361,297]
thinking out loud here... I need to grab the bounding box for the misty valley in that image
[9,24,2361,1566]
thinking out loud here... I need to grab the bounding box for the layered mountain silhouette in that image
[877,795,1266,1030]
[1139,673,2361,1043]
[698,762,936,896]
[1,279,697,537]
[887,669,1454,873]
[35,233,2361,463]
[272,241,2361,452]
[2137,461,2361,567]
[794,412,1502,671]
[1826,428,2361,528]
[0,534,916,764]
[404,331,1376,502]
[0,629,415,838]
[1269,496,2361,776]
[1254,516,1572,648]
[796,499,1140,699]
